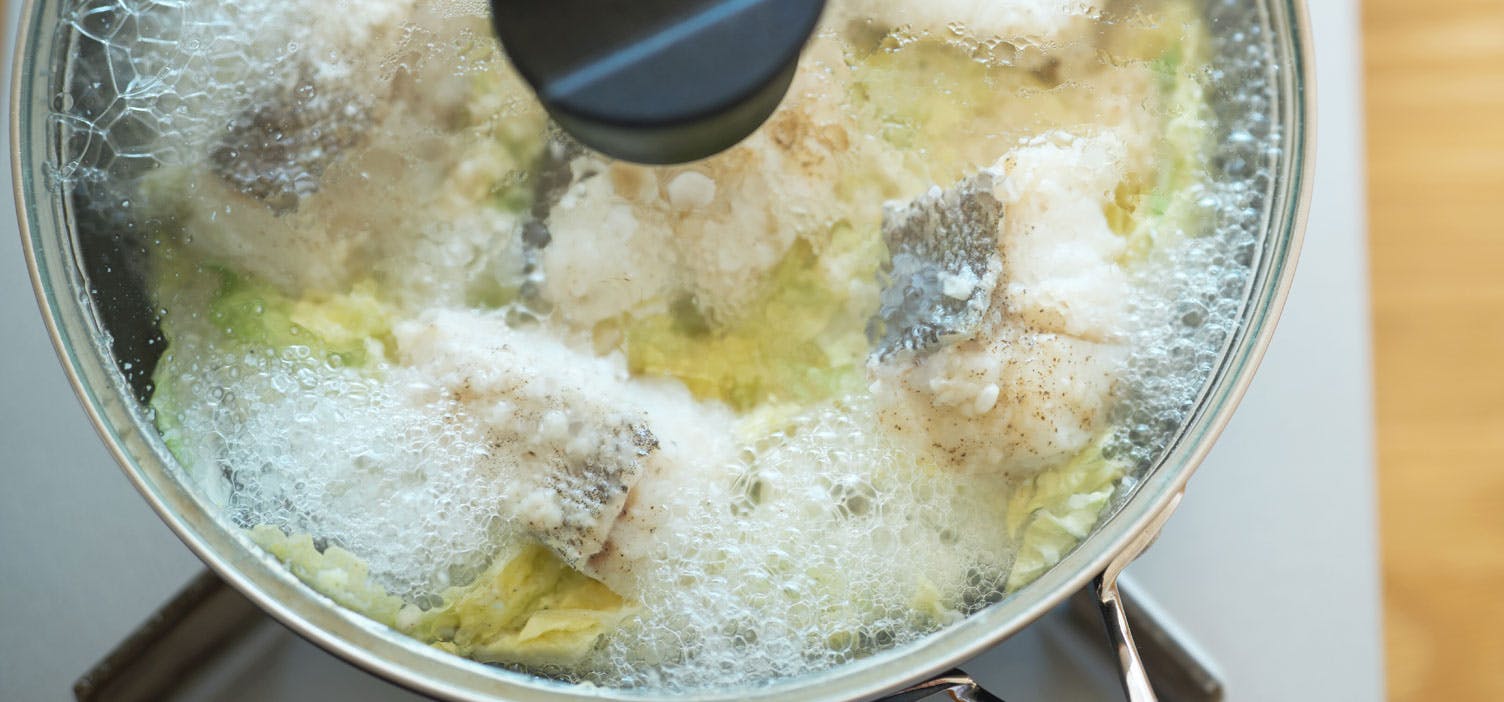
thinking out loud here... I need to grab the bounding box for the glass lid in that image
[19,0,1297,696]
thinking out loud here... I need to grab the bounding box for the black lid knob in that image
[491,0,827,164]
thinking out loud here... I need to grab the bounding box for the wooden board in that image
[1364,0,1504,699]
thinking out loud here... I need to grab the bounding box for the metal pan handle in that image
[1092,489,1185,702]
[1096,573,1158,702]
[882,669,1006,702]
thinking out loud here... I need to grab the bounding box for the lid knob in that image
[490,0,827,164]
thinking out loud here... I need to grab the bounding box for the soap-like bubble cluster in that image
[578,397,1014,689]
[49,0,292,187]
[46,0,498,193]
[161,338,512,599]
[1107,0,1282,475]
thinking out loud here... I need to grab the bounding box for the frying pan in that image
[12,1,1312,699]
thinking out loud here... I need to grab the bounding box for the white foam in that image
[162,340,509,598]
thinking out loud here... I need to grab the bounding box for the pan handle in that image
[1096,573,1158,701]
[881,669,1006,702]
[1092,489,1184,702]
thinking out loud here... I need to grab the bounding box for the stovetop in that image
[0,2,1380,699]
